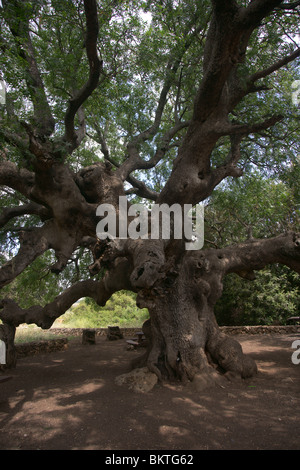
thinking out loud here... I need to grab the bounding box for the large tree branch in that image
[117,120,191,180]
[221,231,300,277]
[227,47,300,112]
[249,48,300,83]
[125,175,159,201]
[239,0,283,27]
[0,202,50,229]
[87,125,159,201]
[194,2,243,123]
[0,214,91,288]
[63,0,102,151]
[117,21,204,181]
[195,0,290,122]
[0,258,133,328]
[0,280,100,328]
[0,161,34,199]
[218,114,284,137]
[157,1,294,207]
[2,0,55,137]
[0,224,50,288]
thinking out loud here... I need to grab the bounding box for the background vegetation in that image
[56,290,149,328]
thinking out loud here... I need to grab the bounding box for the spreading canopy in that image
[0,0,299,340]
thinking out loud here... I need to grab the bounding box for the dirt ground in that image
[0,333,299,451]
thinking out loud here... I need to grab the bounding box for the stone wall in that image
[49,325,300,338]
[14,325,299,359]
[220,325,300,335]
[16,338,68,358]
[49,327,143,338]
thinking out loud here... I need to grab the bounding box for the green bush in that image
[59,290,149,328]
[215,266,300,326]
[14,326,69,344]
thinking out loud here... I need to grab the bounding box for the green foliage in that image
[1,248,95,308]
[206,171,299,326]
[0,0,299,328]
[1,251,62,307]
[58,290,149,328]
[205,171,299,247]
[215,266,300,326]
[14,325,69,344]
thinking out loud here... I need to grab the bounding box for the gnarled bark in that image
[129,233,299,384]
[0,257,133,329]
[133,249,254,383]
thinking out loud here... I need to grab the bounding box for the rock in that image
[82,329,96,345]
[191,369,227,392]
[107,326,123,341]
[242,354,258,378]
[15,338,68,357]
[192,373,216,392]
[115,367,158,393]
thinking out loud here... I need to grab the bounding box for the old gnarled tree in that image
[0,0,299,386]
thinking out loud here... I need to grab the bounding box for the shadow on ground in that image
[0,334,299,450]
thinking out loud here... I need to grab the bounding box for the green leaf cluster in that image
[206,171,299,325]
[58,290,149,328]
[1,247,95,308]
[205,171,299,246]
[215,266,300,326]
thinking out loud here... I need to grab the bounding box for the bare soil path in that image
[0,333,299,450]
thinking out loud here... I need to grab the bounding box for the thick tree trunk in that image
[134,251,258,385]
[130,233,299,385]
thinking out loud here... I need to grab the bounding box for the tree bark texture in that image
[124,233,299,383]
[134,248,255,383]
